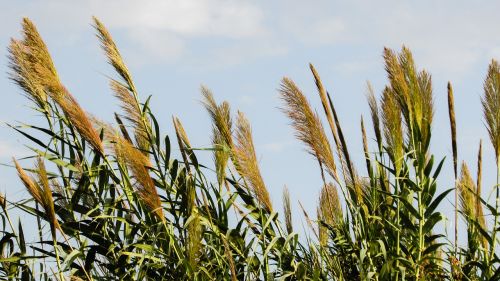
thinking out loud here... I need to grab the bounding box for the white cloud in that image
[337,1,500,76]
[91,0,265,38]
[90,0,268,63]
[3,0,500,72]
[126,29,185,63]
[1,0,268,65]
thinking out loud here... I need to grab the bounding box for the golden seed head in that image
[232,112,272,212]
[279,77,338,182]
[201,86,233,184]
[113,135,164,220]
[482,60,500,162]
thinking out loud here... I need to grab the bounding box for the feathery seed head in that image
[9,18,104,154]
[283,186,293,235]
[14,158,61,238]
[482,60,500,162]
[319,182,342,226]
[93,17,135,90]
[381,86,403,170]
[111,80,150,152]
[279,77,338,182]
[14,158,42,205]
[8,39,47,106]
[383,47,434,148]
[113,135,164,220]
[233,111,272,212]
[95,18,150,152]
[458,162,488,251]
[366,82,382,149]
[318,183,342,246]
[201,86,233,184]
[475,140,487,248]
[458,163,475,219]
[361,117,372,177]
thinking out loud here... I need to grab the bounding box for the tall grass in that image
[1,18,499,280]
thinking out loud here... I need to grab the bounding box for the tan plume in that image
[232,112,272,212]
[279,77,339,183]
[113,135,164,220]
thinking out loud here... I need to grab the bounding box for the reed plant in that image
[1,17,499,280]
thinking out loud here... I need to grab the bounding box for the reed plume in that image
[95,17,151,152]
[113,135,164,220]
[279,77,339,183]
[417,70,434,138]
[383,47,434,146]
[482,60,500,162]
[93,17,135,92]
[232,112,272,212]
[381,87,403,170]
[318,207,328,247]
[110,80,150,152]
[319,182,342,226]
[173,117,193,157]
[201,87,233,184]
[361,117,371,177]
[383,48,410,119]
[482,60,500,261]
[366,82,382,150]
[457,162,489,255]
[283,186,293,235]
[458,163,475,221]
[447,82,458,253]
[173,117,192,148]
[476,140,488,250]
[309,64,349,180]
[14,158,60,239]
[447,82,458,179]
[8,18,57,101]
[57,91,105,154]
[172,117,198,261]
[318,183,342,245]
[9,18,104,154]
[7,39,47,107]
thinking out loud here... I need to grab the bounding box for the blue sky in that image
[1,0,500,246]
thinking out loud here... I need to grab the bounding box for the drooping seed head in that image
[279,77,338,182]
[232,111,272,212]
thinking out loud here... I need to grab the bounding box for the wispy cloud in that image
[3,1,500,73]
[92,0,265,38]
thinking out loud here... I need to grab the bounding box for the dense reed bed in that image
[1,18,499,280]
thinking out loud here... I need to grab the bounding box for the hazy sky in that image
[1,0,499,246]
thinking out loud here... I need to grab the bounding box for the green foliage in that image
[2,18,500,280]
